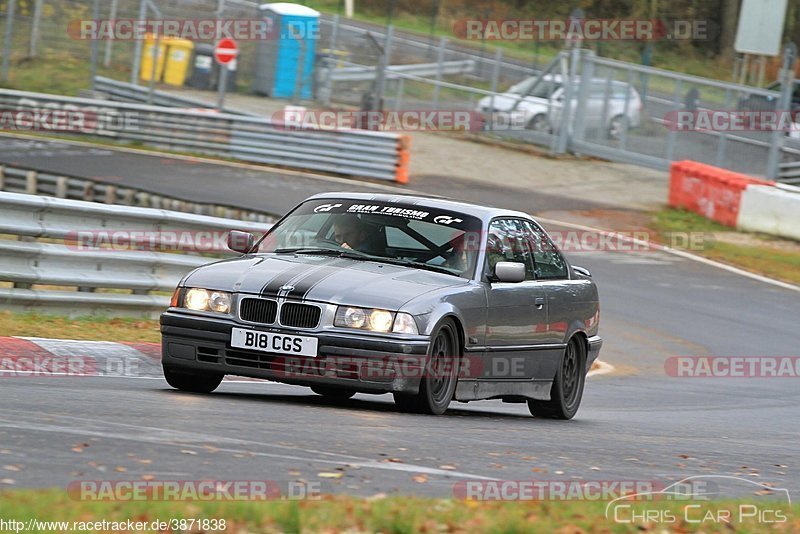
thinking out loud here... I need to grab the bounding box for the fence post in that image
[374,25,394,112]
[665,79,681,162]
[572,49,594,144]
[555,47,580,155]
[766,43,797,180]
[29,0,44,58]
[103,0,120,67]
[432,36,446,110]
[1,0,17,82]
[489,48,502,113]
[90,0,100,91]
[130,0,148,85]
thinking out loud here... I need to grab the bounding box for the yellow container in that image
[140,34,168,82]
[163,38,195,86]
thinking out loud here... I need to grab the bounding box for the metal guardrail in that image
[0,191,273,317]
[330,60,475,82]
[0,162,276,223]
[0,88,410,182]
[778,161,800,184]
[92,76,251,115]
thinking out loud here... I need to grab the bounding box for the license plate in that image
[231,328,318,357]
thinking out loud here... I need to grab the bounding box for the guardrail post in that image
[0,166,5,191]
[55,176,68,198]
[104,185,117,204]
[120,189,135,205]
[25,170,38,195]
[83,182,95,202]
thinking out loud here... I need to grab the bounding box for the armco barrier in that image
[0,88,408,182]
[0,191,272,318]
[737,185,800,241]
[668,161,775,227]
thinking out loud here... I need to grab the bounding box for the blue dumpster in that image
[254,3,320,99]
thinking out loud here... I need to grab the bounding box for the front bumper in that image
[160,310,431,394]
[586,335,602,373]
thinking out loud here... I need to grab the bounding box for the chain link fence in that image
[1,1,798,180]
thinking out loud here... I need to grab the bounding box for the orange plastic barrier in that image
[668,161,774,227]
[395,135,411,184]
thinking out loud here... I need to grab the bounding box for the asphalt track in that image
[0,137,798,503]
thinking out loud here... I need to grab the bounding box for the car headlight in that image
[334,306,416,334]
[183,288,232,314]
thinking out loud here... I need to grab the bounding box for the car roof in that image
[305,192,535,223]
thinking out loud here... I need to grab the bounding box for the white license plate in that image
[231,328,318,357]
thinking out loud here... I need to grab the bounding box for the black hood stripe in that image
[286,259,351,300]
[260,263,315,296]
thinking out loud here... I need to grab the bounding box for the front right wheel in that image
[528,337,586,420]
[393,319,459,415]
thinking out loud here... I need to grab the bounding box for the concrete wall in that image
[737,184,800,241]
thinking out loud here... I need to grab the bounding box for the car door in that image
[482,218,550,380]
[521,220,583,379]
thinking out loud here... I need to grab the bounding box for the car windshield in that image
[254,199,483,278]
[508,77,561,98]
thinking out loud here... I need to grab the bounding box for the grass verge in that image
[0,311,160,343]
[650,209,800,286]
[0,489,797,533]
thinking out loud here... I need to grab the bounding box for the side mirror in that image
[228,230,255,254]
[494,261,526,283]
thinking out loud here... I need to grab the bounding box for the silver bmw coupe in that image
[161,192,602,419]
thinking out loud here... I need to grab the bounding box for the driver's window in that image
[522,221,568,280]
[486,219,535,280]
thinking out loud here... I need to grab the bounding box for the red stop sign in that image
[215,38,238,65]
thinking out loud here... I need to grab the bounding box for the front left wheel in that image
[393,319,460,415]
[163,365,223,394]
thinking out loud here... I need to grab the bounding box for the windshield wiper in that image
[273,248,457,276]
[376,257,457,276]
[273,247,342,255]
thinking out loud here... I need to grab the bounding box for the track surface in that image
[0,138,798,500]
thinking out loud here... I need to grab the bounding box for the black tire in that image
[310,385,356,399]
[526,113,551,132]
[163,365,223,394]
[607,115,627,140]
[393,319,459,415]
[528,337,586,420]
